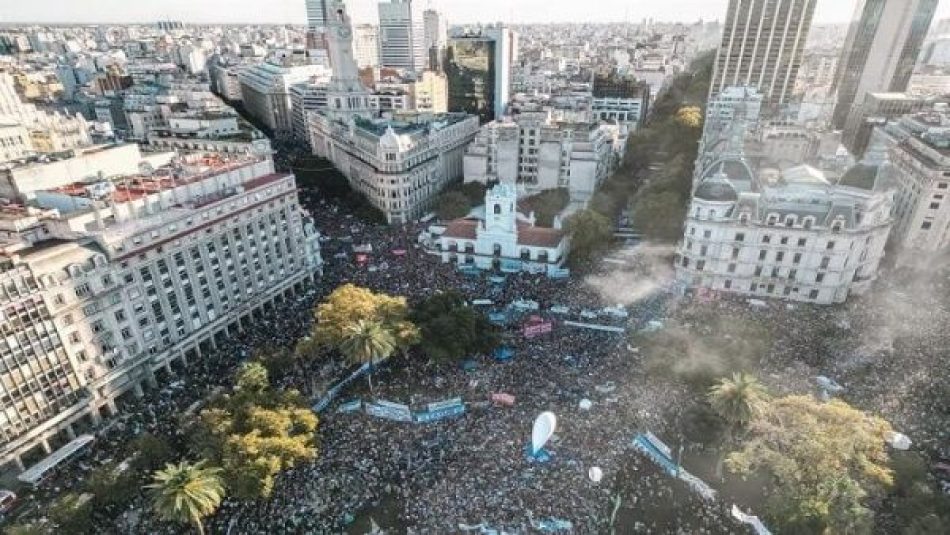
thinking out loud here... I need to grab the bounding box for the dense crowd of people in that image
[8,183,950,534]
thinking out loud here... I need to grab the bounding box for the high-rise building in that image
[353,24,380,68]
[0,150,321,472]
[305,0,331,32]
[709,0,817,108]
[424,9,447,70]
[378,0,427,72]
[830,0,939,130]
[237,62,330,135]
[445,25,513,123]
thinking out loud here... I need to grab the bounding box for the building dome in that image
[379,125,402,150]
[701,156,755,184]
[694,174,739,202]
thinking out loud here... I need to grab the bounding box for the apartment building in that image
[0,153,322,472]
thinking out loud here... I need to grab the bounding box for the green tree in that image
[48,492,93,535]
[146,461,225,535]
[436,191,472,221]
[727,396,894,534]
[459,181,488,205]
[411,291,500,363]
[3,523,47,535]
[339,319,396,395]
[566,209,612,267]
[707,373,767,479]
[253,348,298,382]
[130,432,175,472]
[631,190,685,242]
[86,461,138,510]
[708,373,767,430]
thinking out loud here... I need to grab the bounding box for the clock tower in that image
[323,0,375,122]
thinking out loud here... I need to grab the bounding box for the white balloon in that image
[588,466,603,483]
[579,399,593,410]
[531,411,557,454]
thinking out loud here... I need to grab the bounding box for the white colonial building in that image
[426,184,569,274]
[676,157,893,305]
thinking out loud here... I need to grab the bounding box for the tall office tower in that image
[378,0,427,72]
[353,24,380,68]
[709,0,817,108]
[445,25,512,123]
[424,9,447,69]
[830,0,938,130]
[305,0,330,32]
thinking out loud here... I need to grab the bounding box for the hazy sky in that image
[4,0,950,25]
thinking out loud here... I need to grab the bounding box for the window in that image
[700,245,708,256]
[793,253,802,264]
[788,269,797,280]
[696,260,705,271]
[754,266,763,277]
[922,221,933,230]
[735,232,745,242]
[820,257,830,269]
[816,273,825,283]
[493,204,501,215]
[809,289,820,300]
[728,263,736,273]
[826,241,835,250]
[939,182,948,189]
[703,230,711,239]
[762,235,771,244]
[780,237,789,245]
[930,203,940,210]
[797,238,806,247]
[731,247,740,259]
[724,280,732,289]
[776,252,784,262]
[759,250,767,260]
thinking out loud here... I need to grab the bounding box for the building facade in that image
[709,0,817,108]
[445,26,513,123]
[0,153,322,472]
[378,0,427,72]
[463,113,618,203]
[428,183,569,274]
[238,62,329,135]
[676,158,893,305]
[871,106,950,265]
[831,0,939,130]
[310,112,479,224]
[353,24,381,69]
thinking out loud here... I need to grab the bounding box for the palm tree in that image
[145,461,225,535]
[707,372,768,478]
[339,319,396,397]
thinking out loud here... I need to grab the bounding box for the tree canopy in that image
[146,461,225,535]
[727,395,894,534]
[191,362,318,500]
[436,190,472,221]
[410,291,500,363]
[308,284,419,354]
[565,209,612,267]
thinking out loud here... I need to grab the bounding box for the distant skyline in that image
[5,0,950,26]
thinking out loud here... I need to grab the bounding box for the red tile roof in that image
[442,219,478,240]
[516,223,565,248]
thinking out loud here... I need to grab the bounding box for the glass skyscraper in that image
[831,0,939,130]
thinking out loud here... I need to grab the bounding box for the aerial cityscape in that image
[0,0,949,533]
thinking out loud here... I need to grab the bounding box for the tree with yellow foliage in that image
[727,395,894,534]
[674,105,703,130]
[306,284,419,357]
